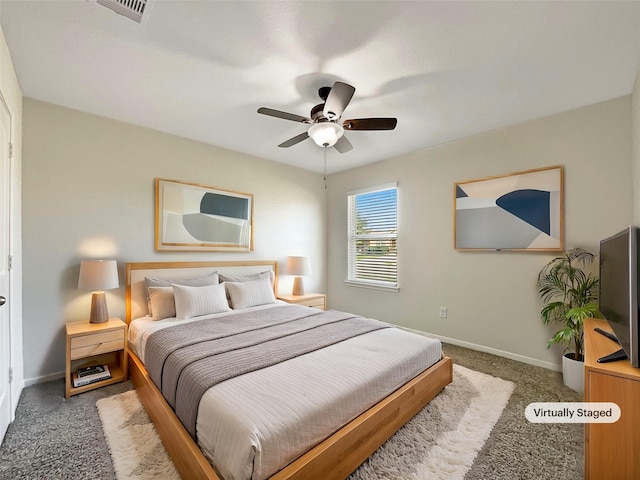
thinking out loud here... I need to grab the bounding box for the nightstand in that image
[65,317,128,398]
[278,293,326,310]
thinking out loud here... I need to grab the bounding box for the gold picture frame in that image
[155,178,254,252]
[454,166,563,251]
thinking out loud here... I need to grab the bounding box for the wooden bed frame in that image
[125,260,453,480]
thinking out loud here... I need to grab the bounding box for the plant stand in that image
[562,353,584,395]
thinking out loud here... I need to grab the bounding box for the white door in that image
[0,94,11,443]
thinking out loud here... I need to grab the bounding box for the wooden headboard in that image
[125,260,278,323]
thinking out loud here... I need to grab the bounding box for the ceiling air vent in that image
[97,0,148,24]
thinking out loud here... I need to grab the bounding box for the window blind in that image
[347,183,398,290]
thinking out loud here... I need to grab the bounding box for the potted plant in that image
[536,247,599,394]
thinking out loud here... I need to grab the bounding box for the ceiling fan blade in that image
[278,132,309,148]
[323,82,355,120]
[334,135,353,154]
[258,107,311,123]
[343,118,398,131]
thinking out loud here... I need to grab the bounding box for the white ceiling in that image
[2,1,640,174]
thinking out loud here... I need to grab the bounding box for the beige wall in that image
[0,25,24,414]
[22,99,326,382]
[327,97,632,370]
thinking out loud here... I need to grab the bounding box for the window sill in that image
[344,280,399,293]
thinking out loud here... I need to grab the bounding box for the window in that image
[347,183,398,291]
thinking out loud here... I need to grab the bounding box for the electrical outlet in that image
[439,306,447,319]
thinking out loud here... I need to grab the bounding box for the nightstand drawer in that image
[277,293,326,310]
[70,331,124,360]
[298,297,325,309]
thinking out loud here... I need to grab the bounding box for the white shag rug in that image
[348,364,515,480]
[97,390,180,480]
[97,364,514,480]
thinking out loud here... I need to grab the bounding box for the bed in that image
[125,260,452,480]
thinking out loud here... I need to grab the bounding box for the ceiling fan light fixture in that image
[308,122,344,147]
[258,81,396,153]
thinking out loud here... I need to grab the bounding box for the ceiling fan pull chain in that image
[323,146,328,190]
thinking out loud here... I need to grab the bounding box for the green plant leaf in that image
[537,248,598,357]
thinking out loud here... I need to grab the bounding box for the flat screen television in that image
[598,226,640,368]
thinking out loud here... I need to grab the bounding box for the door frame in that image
[0,90,14,443]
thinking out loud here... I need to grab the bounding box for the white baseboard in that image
[394,325,562,372]
[24,370,65,387]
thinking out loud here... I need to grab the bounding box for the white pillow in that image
[218,270,274,286]
[144,271,219,316]
[172,283,231,320]
[225,277,276,310]
[148,286,176,320]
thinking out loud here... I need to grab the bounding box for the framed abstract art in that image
[155,178,253,252]
[454,166,563,251]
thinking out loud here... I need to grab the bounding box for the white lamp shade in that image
[78,260,119,291]
[308,122,344,147]
[287,256,311,276]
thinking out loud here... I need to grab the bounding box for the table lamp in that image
[78,259,119,324]
[287,256,311,296]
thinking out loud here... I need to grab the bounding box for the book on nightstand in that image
[73,365,111,387]
[77,364,108,377]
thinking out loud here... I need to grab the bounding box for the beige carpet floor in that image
[443,343,583,480]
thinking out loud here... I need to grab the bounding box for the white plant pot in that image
[562,353,584,395]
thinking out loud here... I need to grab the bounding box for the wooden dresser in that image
[583,318,640,479]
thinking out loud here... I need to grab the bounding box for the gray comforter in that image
[145,304,390,438]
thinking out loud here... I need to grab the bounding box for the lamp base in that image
[90,291,109,324]
[292,277,305,296]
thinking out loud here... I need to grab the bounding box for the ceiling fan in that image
[257,81,397,153]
